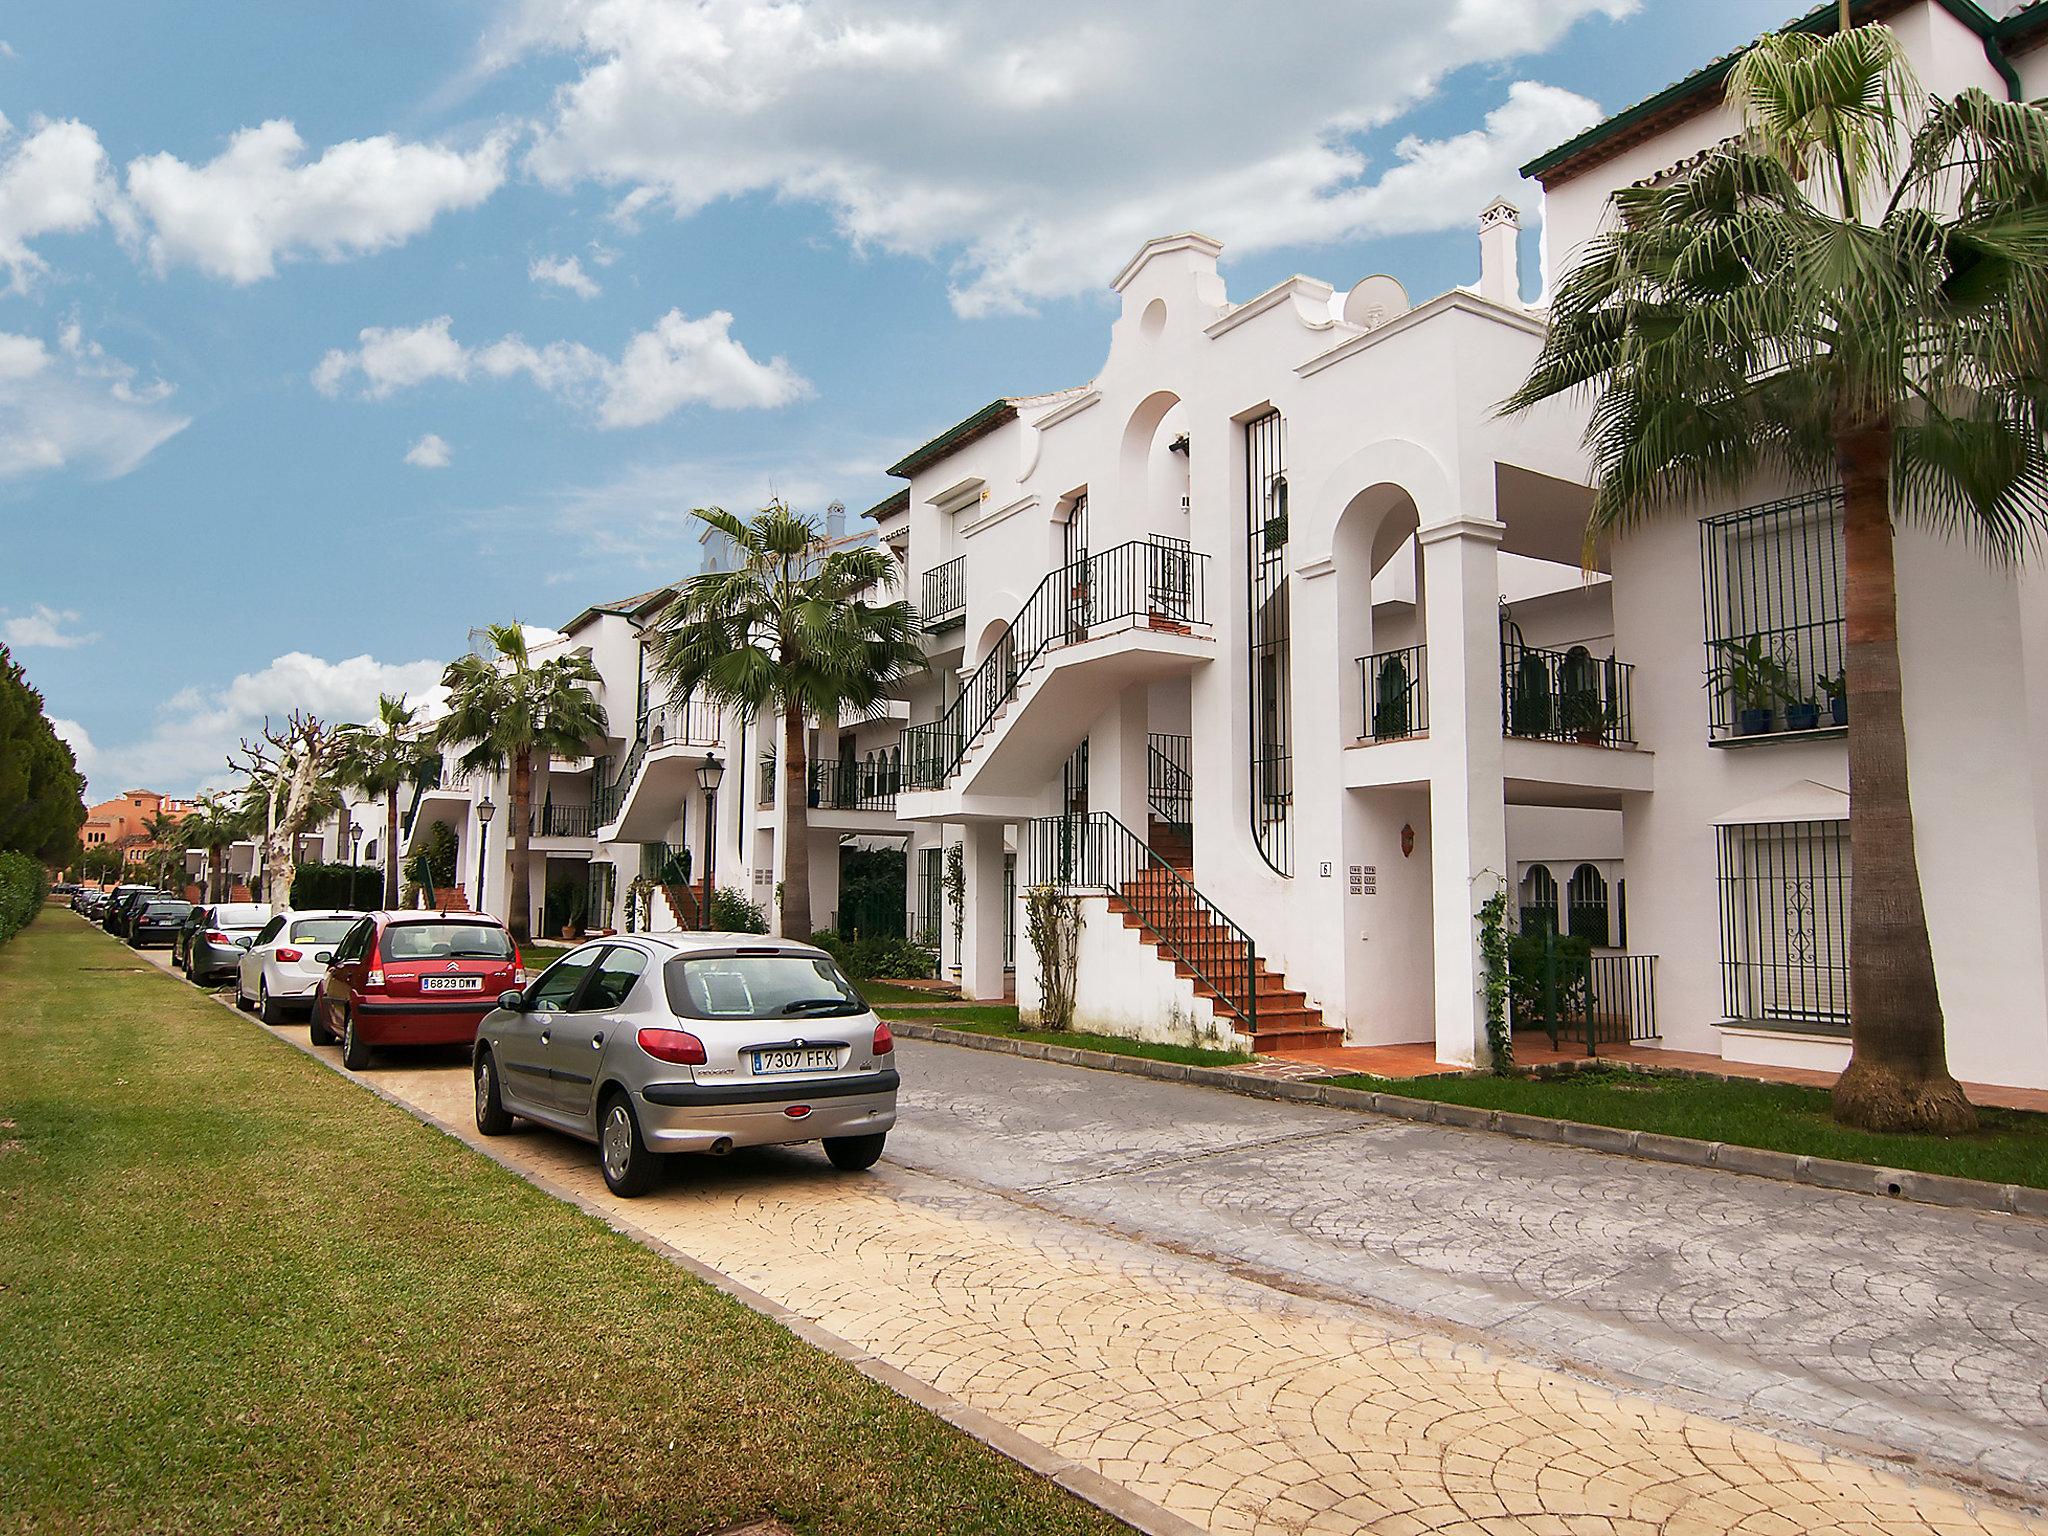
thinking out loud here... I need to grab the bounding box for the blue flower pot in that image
[1830,695,1848,727]
[1784,702,1820,731]
[1738,707,1773,736]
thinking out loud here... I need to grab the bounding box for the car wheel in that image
[474,1052,514,1136]
[234,973,253,1012]
[258,979,288,1027]
[823,1132,887,1172]
[598,1091,658,1198]
[340,1008,373,1071]
[308,995,338,1047]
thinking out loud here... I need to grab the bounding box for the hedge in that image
[289,862,383,912]
[0,851,48,947]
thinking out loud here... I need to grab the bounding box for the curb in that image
[106,921,1199,1536]
[887,1019,2048,1223]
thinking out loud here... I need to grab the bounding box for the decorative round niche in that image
[1140,297,1168,338]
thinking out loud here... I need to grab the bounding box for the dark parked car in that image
[176,902,273,982]
[128,899,194,949]
[103,886,161,937]
[312,912,520,1071]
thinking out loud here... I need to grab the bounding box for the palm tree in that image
[1506,22,2048,1132]
[180,795,246,902]
[437,625,607,944]
[649,502,925,939]
[139,808,194,892]
[335,694,440,909]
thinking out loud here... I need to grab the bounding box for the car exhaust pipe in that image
[708,1136,734,1157]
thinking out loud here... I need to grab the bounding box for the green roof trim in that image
[1521,0,2018,187]
[862,487,910,521]
[886,399,1017,481]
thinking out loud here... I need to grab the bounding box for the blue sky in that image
[0,0,1796,797]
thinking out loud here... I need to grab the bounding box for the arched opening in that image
[1567,863,1610,946]
[1332,483,1423,742]
[1520,865,1559,934]
[1119,389,1190,546]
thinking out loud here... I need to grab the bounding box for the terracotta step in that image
[1253,1026,1346,1053]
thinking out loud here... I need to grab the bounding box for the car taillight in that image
[276,947,301,962]
[205,931,231,944]
[365,970,385,989]
[872,1021,894,1055]
[636,1027,706,1065]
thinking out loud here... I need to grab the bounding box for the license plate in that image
[752,1047,838,1075]
[421,976,483,992]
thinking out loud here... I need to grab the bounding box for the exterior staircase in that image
[1027,811,1343,1056]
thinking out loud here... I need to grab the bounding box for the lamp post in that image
[475,795,495,916]
[349,821,362,866]
[695,754,724,931]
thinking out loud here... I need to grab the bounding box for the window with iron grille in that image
[1699,491,1845,740]
[1245,408,1293,875]
[1716,820,1850,1032]
[1003,851,1016,970]
[916,845,944,949]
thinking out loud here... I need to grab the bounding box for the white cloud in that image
[493,0,1626,315]
[125,120,508,284]
[0,322,188,482]
[64,651,449,799]
[313,310,807,424]
[0,113,126,293]
[404,431,451,467]
[2,603,96,648]
[530,252,600,297]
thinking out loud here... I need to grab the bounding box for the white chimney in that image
[1478,198,1521,307]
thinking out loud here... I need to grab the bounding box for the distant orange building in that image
[82,789,200,868]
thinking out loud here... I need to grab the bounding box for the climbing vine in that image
[1025,882,1081,1031]
[1476,883,1514,1075]
[944,842,966,970]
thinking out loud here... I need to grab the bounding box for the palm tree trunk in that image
[781,703,811,938]
[1829,425,1976,1132]
[384,785,401,909]
[508,751,534,944]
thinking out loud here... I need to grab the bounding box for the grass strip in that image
[890,1009,1252,1068]
[1324,1064,2048,1189]
[0,915,1126,1536]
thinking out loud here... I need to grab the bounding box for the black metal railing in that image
[1700,491,1846,740]
[639,842,672,883]
[531,802,598,838]
[1359,645,1427,741]
[594,697,724,825]
[921,556,965,629]
[905,537,1208,789]
[1502,641,1635,746]
[1025,811,1256,1035]
[1512,929,1660,1054]
[1147,732,1191,828]
[758,756,777,805]
[1716,819,1849,1031]
[810,756,900,811]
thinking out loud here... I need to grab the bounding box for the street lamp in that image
[475,795,495,914]
[694,755,724,931]
[348,820,362,866]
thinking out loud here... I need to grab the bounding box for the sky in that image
[0,0,1800,800]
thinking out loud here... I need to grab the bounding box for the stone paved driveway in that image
[178,947,2045,1536]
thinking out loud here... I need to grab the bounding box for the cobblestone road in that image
[192,954,2045,1536]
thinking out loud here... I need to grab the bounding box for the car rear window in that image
[382,922,513,962]
[663,952,863,1020]
[145,902,192,917]
[214,904,268,927]
[290,918,359,944]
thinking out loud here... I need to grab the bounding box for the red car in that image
[311,911,520,1070]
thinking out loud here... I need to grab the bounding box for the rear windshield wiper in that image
[781,997,858,1014]
[445,949,511,959]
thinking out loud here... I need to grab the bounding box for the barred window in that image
[1699,491,1845,740]
[1716,820,1850,1032]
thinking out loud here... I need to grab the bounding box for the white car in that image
[235,909,363,1025]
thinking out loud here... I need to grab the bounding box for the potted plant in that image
[1557,646,1606,744]
[1709,635,1789,736]
[1783,690,1821,731]
[1817,669,1848,727]
[1372,652,1412,739]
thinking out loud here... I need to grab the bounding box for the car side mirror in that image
[314,951,334,965]
[498,988,526,1011]
[235,937,253,949]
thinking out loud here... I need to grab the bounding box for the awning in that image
[1711,778,1849,826]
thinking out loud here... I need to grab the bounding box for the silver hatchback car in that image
[472,932,898,1196]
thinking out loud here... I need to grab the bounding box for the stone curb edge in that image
[889,1020,2048,1224]
[109,926,1202,1536]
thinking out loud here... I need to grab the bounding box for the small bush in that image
[0,851,47,946]
[707,888,769,934]
[1507,929,1593,1027]
[807,930,936,980]
[290,862,383,911]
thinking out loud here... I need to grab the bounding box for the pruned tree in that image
[231,713,346,906]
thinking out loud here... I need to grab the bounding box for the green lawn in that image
[859,980,960,1006]
[1328,1065,2048,1189]
[0,915,1126,1536]
[888,1007,1253,1068]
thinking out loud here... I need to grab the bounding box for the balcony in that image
[810,757,900,812]
[1358,645,1427,742]
[593,696,728,841]
[530,802,598,838]
[1502,641,1634,748]
[921,556,965,630]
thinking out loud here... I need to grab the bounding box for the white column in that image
[960,821,1008,1000]
[810,829,841,934]
[1420,516,1508,1067]
[1087,687,1149,831]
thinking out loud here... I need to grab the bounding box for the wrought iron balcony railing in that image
[809,756,900,812]
[921,555,965,629]
[1358,645,1427,741]
[1501,641,1635,747]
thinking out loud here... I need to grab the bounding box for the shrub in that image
[1507,928,1593,1029]
[404,821,458,893]
[708,888,768,934]
[808,930,936,981]
[0,851,46,946]
[290,862,383,911]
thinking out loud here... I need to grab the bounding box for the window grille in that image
[1520,866,1559,934]
[916,845,944,949]
[1003,851,1016,970]
[1245,408,1293,875]
[1716,820,1850,1031]
[1699,491,1845,739]
[1566,863,1610,946]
